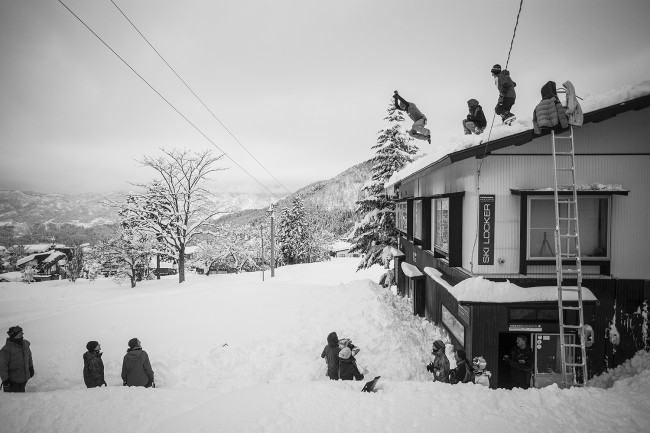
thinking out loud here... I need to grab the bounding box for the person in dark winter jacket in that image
[503,334,534,389]
[426,340,450,383]
[462,99,487,135]
[533,81,569,134]
[121,338,155,388]
[83,341,106,388]
[321,332,341,380]
[0,326,34,393]
[338,347,365,381]
[491,64,517,124]
[394,90,432,144]
[449,349,474,384]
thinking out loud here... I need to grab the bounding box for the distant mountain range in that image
[0,159,373,237]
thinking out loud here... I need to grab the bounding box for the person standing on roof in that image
[393,91,432,144]
[491,64,517,125]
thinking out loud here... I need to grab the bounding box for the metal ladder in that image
[551,125,588,387]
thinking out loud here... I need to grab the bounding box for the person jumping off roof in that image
[491,64,516,125]
[393,91,431,144]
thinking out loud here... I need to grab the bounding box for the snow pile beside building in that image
[588,349,650,389]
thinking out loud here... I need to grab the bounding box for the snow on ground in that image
[1,258,649,433]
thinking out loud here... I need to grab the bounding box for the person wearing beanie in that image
[121,338,155,388]
[490,64,517,125]
[449,348,474,384]
[462,99,487,135]
[426,340,450,383]
[83,341,106,388]
[338,346,365,381]
[1,325,34,393]
[320,332,341,380]
[393,90,432,144]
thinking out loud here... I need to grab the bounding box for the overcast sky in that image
[1,0,649,197]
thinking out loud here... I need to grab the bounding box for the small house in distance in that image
[385,83,650,388]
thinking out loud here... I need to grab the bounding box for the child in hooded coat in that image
[321,332,341,380]
[121,338,154,388]
[426,340,450,383]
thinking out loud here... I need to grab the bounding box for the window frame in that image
[526,195,611,261]
[395,201,408,234]
[432,197,450,255]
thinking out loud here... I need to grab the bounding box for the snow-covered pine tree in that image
[277,196,308,265]
[349,98,419,270]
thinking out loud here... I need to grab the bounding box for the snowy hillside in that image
[1,258,649,433]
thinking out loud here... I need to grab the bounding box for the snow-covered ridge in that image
[386,81,650,188]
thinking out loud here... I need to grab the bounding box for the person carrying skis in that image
[462,99,487,135]
[393,91,432,144]
[83,341,106,388]
[491,64,517,125]
[338,347,365,381]
[426,340,450,383]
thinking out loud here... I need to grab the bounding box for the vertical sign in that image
[479,195,495,265]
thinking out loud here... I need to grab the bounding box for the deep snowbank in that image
[1,258,649,433]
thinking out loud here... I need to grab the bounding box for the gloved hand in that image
[426,362,434,373]
[2,380,11,392]
[29,366,34,378]
[103,381,107,387]
[123,381,127,386]
[152,381,156,389]
[467,114,472,120]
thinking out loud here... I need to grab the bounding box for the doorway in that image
[497,332,533,389]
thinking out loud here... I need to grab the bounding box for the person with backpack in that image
[491,64,517,125]
[83,341,106,388]
[462,99,487,135]
[426,340,450,383]
[338,347,365,381]
[121,338,155,388]
[393,90,432,144]
[449,349,474,384]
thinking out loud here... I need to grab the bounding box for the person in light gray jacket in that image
[121,338,154,388]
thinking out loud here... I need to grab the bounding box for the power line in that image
[109,0,293,196]
[56,0,284,200]
[470,0,524,273]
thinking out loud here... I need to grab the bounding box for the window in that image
[396,202,407,233]
[442,305,465,343]
[528,196,610,260]
[509,308,559,322]
[413,200,422,241]
[432,198,449,253]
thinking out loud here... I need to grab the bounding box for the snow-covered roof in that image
[390,247,404,257]
[330,240,352,252]
[436,275,597,303]
[401,262,423,278]
[386,81,650,189]
[23,244,57,253]
[16,253,49,266]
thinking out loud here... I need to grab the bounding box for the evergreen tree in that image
[277,196,308,265]
[349,99,419,270]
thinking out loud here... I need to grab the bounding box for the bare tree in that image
[121,149,227,283]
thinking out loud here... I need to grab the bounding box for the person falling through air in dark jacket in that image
[121,338,155,388]
[393,91,432,144]
[0,326,34,393]
[83,341,106,388]
[491,64,517,125]
[462,99,487,135]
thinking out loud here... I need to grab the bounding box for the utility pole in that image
[260,225,264,281]
[268,203,275,278]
